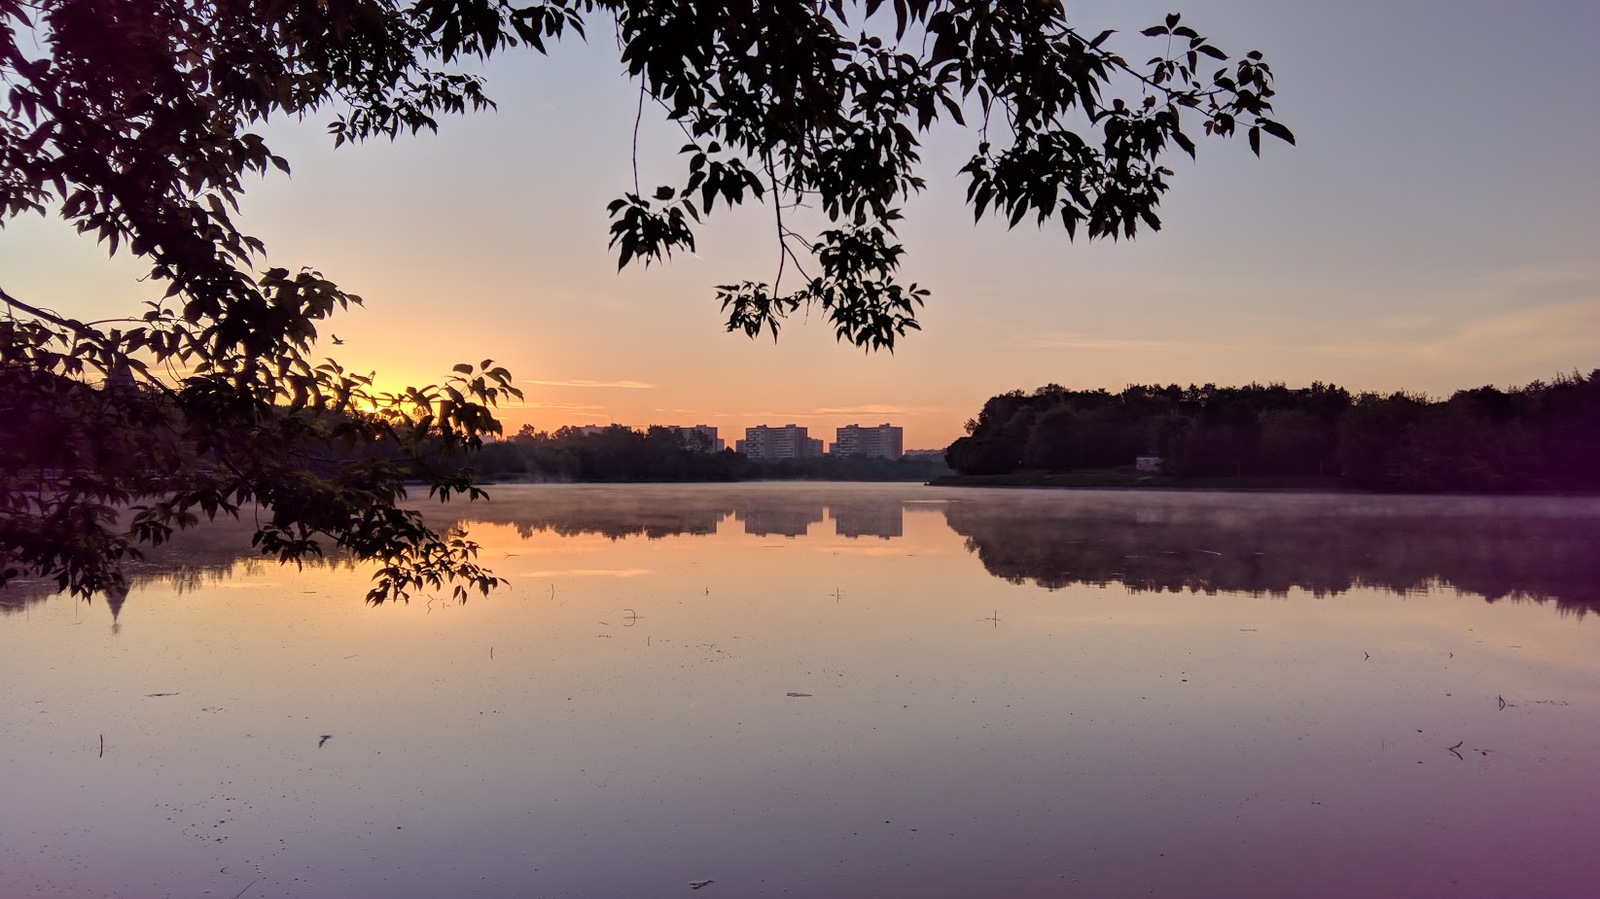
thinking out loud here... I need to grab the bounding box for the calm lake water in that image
[3,483,1598,898]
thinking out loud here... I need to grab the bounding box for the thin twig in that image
[632,78,646,196]
[767,151,787,294]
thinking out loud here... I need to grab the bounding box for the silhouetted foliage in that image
[947,373,1600,493]
[2,0,1288,602]
[484,425,948,483]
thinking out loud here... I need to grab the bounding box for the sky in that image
[3,0,1597,450]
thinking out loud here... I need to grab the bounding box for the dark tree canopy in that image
[945,373,1600,492]
[0,0,1291,601]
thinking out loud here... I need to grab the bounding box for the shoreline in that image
[927,471,1600,496]
[928,470,1350,491]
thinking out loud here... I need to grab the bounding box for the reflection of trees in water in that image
[1,556,249,621]
[943,493,1600,615]
[452,500,731,540]
[0,517,349,620]
[4,489,921,618]
[1,580,70,615]
[432,488,905,541]
[14,489,1593,622]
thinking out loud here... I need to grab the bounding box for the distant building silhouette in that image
[737,424,824,460]
[659,424,725,453]
[829,423,904,460]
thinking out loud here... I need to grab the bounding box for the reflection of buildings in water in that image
[504,508,726,540]
[454,494,908,541]
[1134,507,1164,525]
[423,491,732,540]
[736,505,826,537]
[942,496,1600,616]
[20,488,1595,626]
[458,494,911,540]
[830,504,904,539]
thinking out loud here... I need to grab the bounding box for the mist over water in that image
[4,484,1598,897]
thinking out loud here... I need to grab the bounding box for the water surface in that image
[3,484,1597,897]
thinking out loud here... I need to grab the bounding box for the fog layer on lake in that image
[3,484,1597,898]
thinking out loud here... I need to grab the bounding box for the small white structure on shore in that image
[1135,455,1164,473]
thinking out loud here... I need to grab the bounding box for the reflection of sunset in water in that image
[3,484,1598,897]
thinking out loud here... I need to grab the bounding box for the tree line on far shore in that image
[944,371,1600,492]
[456,425,948,483]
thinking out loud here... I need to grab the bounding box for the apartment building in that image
[828,423,904,460]
[737,424,825,460]
[658,424,725,453]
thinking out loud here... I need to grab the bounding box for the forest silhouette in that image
[945,372,1600,493]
